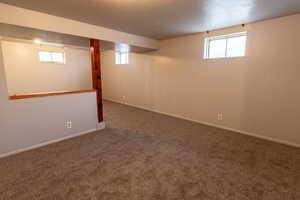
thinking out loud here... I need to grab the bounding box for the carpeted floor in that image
[0,100,300,200]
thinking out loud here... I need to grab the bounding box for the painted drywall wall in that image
[1,40,92,95]
[0,42,99,156]
[0,3,159,50]
[102,14,300,147]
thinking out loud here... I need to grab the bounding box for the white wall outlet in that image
[217,113,223,121]
[65,121,72,129]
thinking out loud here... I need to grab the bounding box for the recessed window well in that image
[38,51,65,64]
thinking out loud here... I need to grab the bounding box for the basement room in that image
[0,1,299,199]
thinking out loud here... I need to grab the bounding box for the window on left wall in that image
[115,51,129,65]
[38,51,65,64]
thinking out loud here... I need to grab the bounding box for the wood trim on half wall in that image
[10,90,96,100]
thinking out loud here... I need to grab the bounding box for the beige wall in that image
[1,40,92,95]
[0,41,99,156]
[102,14,300,147]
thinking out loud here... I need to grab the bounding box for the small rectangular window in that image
[39,51,65,64]
[204,32,247,59]
[115,51,129,65]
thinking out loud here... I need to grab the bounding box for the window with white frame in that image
[38,51,65,64]
[204,32,247,59]
[115,51,129,65]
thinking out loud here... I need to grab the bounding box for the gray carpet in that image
[0,100,299,200]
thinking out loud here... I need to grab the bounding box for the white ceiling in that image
[1,0,300,39]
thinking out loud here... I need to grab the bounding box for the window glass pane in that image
[39,51,52,62]
[121,52,128,64]
[115,52,121,64]
[115,51,129,64]
[209,39,226,58]
[226,36,247,57]
[52,52,64,63]
[126,53,129,64]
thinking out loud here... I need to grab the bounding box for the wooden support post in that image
[90,39,103,122]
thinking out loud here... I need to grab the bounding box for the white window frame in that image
[204,32,247,59]
[38,51,66,64]
[115,51,129,65]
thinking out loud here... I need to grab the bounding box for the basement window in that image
[204,32,247,59]
[115,51,129,65]
[39,51,65,64]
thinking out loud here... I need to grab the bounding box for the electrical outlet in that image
[65,121,72,129]
[217,113,223,121]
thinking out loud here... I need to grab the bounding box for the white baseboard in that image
[105,98,300,149]
[0,125,105,159]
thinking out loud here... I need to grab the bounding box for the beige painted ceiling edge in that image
[0,3,159,50]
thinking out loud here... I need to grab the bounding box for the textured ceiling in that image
[1,0,300,39]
